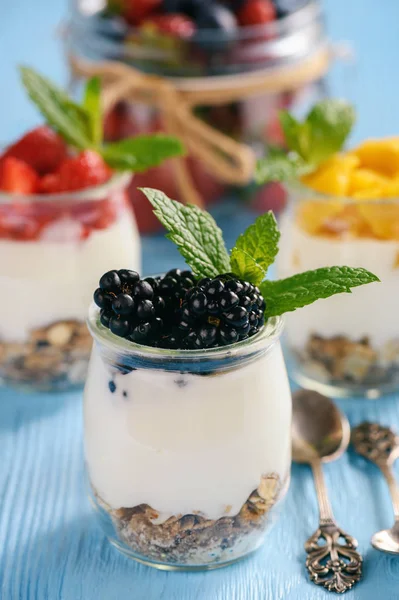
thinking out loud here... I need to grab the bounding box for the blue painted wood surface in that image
[1,1,399,598]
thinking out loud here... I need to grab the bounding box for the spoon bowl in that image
[292,389,351,464]
[372,524,399,554]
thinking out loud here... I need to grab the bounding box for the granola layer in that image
[0,319,92,391]
[94,473,286,565]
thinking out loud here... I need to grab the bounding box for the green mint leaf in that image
[19,66,94,150]
[260,266,379,318]
[139,188,231,278]
[255,152,310,184]
[231,211,280,283]
[305,99,356,164]
[279,112,311,160]
[230,248,265,286]
[83,77,102,147]
[102,134,185,171]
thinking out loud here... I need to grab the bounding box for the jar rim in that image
[87,302,284,362]
[0,171,132,205]
[286,179,399,205]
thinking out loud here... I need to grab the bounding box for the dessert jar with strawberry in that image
[0,69,183,392]
[261,100,398,397]
[83,188,376,568]
[67,0,333,232]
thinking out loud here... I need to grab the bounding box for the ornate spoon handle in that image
[305,460,363,594]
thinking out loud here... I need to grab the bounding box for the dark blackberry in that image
[110,317,130,338]
[159,276,179,296]
[118,269,139,286]
[133,280,154,299]
[131,322,152,343]
[112,293,135,316]
[99,270,121,291]
[100,309,111,328]
[93,288,113,309]
[136,299,155,321]
[177,273,266,348]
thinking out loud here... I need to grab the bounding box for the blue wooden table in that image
[1,1,399,599]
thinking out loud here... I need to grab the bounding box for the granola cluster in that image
[296,334,399,387]
[95,473,284,566]
[0,319,92,391]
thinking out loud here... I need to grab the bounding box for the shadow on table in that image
[0,385,81,432]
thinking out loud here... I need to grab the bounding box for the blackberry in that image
[94,268,197,347]
[178,274,266,349]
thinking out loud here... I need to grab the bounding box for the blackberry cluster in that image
[94,269,266,349]
[93,268,196,347]
[177,274,266,349]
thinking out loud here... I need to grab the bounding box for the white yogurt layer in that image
[84,342,292,521]
[0,215,141,343]
[277,217,399,349]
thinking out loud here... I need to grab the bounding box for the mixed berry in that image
[94,268,266,349]
[0,127,118,241]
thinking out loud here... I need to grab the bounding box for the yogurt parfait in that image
[0,68,183,392]
[84,187,377,568]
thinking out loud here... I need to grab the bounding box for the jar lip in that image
[286,179,399,205]
[87,302,284,360]
[0,171,132,205]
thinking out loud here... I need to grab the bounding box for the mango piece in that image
[352,138,399,176]
[297,199,343,235]
[301,155,359,196]
[349,168,391,197]
[318,204,371,237]
[357,203,399,240]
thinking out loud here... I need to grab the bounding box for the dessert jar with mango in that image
[278,139,399,397]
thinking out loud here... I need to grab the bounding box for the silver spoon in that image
[292,389,363,593]
[352,421,399,554]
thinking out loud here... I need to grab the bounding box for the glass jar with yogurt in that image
[278,182,399,398]
[85,303,291,570]
[0,173,140,392]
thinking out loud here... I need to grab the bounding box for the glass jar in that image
[277,182,399,398]
[0,173,141,393]
[85,303,291,570]
[66,0,330,232]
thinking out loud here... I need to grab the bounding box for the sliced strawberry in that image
[237,0,276,26]
[38,173,61,194]
[56,150,112,192]
[2,126,68,175]
[123,0,162,25]
[72,198,119,230]
[0,157,39,194]
[142,13,196,38]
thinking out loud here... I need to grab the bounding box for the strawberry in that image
[142,13,196,38]
[237,0,276,26]
[56,150,112,192]
[123,0,162,25]
[0,157,39,194]
[72,198,119,230]
[38,173,61,194]
[2,126,68,175]
[251,182,287,215]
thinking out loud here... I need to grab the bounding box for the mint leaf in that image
[230,248,265,286]
[260,266,379,318]
[83,77,102,147]
[255,153,309,184]
[102,134,184,171]
[19,66,94,150]
[279,112,311,160]
[305,99,356,164]
[231,211,280,283]
[140,188,231,278]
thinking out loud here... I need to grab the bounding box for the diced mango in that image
[297,199,344,235]
[357,204,399,240]
[349,168,391,197]
[301,155,359,196]
[318,204,371,238]
[352,138,399,176]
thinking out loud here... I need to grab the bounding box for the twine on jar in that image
[69,46,330,207]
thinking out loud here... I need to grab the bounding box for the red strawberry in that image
[56,150,112,192]
[72,198,119,230]
[123,0,162,25]
[0,157,39,194]
[142,13,196,38]
[251,182,287,215]
[38,173,61,194]
[2,126,68,175]
[237,0,276,26]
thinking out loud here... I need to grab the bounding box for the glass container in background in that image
[66,0,331,232]
[0,173,140,392]
[277,182,399,398]
[85,305,291,569]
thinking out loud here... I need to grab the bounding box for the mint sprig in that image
[140,188,231,278]
[256,99,356,185]
[260,267,380,318]
[230,211,280,284]
[141,189,379,319]
[19,66,184,172]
